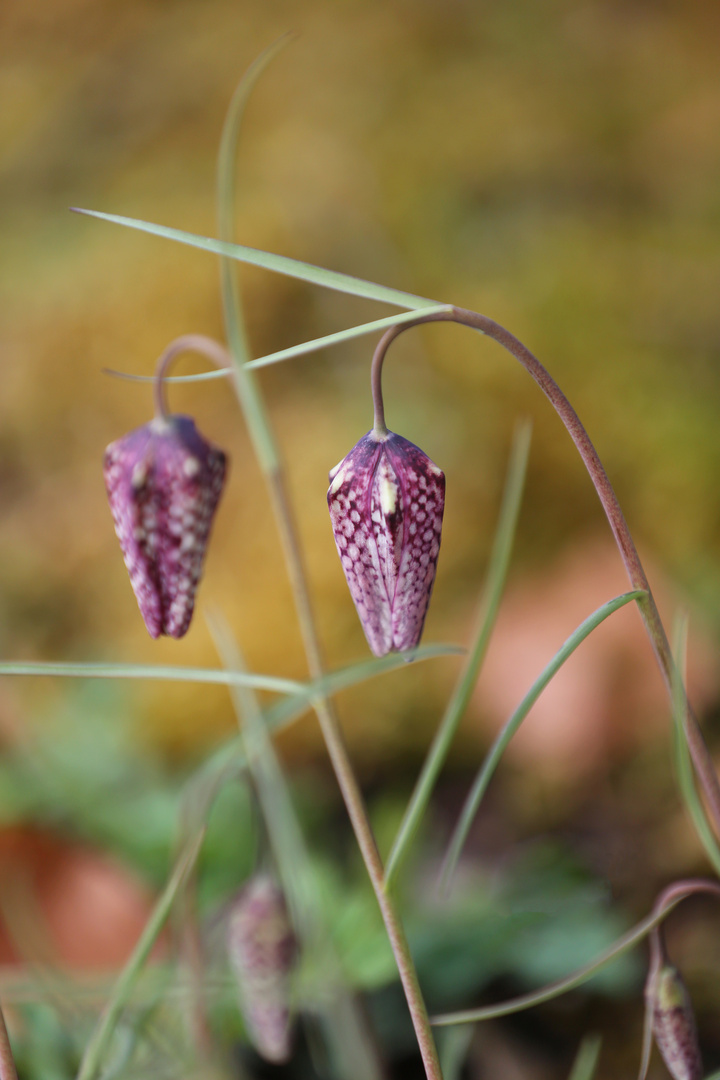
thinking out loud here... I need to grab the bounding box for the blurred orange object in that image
[473,538,719,781]
[0,827,155,969]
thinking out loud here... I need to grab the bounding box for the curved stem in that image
[370,346,388,436]
[153,334,233,420]
[432,878,720,1028]
[371,307,720,843]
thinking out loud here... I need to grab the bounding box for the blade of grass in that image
[246,306,454,369]
[0,660,303,693]
[264,642,464,730]
[636,993,654,1080]
[215,48,444,1080]
[438,1024,474,1080]
[384,420,531,889]
[440,589,647,891]
[568,1035,602,1080]
[209,614,383,1080]
[103,305,452,389]
[0,643,460,699]
[76,829,205,1080]
[671,615,720,876]
[431,891,686,1026]
[71,209,442,312]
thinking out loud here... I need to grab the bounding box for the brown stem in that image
[370,306,720,841]
[153,334,233,420]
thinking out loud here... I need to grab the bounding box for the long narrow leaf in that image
[0,660,304,693]
[568,1035,602,1080]
[438,1024,474,1080]
[440,589,646,890]
[431,892,684,1027]
[384,421,531,888]
[102,304,452,389]
[671,616,720,876]
[246,306,453,369]
[71,209,441,311]
[76,829,205,1080]
[210,614,382,1080]
[263,643,464,734]
[0,645,459,700]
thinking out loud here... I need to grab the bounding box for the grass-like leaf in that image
[246,306,453,369]
[438,1025,475,1080]
[209,613,383,1080]
[103,304,452,390]
[431,891,684,1027]
[568,1035,602,1080]
[671,615,720,876]
[71,208,442,311]
[0,660,303,694]
[76,829,205,1080]
[384,420,531,889]
[263,643,465,734]
[440,589,647,891]
[0,645,460,704]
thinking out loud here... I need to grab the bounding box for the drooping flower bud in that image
[650,964,703,1080]
[327,430,445,657]
[227,874,297,1065]
[104,415,227,638]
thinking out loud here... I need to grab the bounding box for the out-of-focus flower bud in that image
[651,964,703,1080]
[104,415,227,638]
[328,430,445,657]
[227,874,297,1065]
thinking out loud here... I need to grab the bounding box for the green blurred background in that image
[2,0,720,1076]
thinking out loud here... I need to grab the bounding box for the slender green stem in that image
[371,307,720,844]
[0,660,304,694]
[0,1002,18,1080]
[384,421,531,888]
[432,878,720,1027]
[210,616,382,1080]
[439,589,646,891]
[76,831,205,1080]
[567,1035,602,1080]
[217,54,443,1080]
[671,617,720,876]
[152,334,231,420]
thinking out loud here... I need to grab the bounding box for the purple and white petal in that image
[104,415,227,638]
[328,429,444,657]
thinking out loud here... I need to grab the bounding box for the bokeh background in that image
[2,1,720,1077]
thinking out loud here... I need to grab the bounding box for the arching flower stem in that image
[371,306,720,841]
[153,334,233,421]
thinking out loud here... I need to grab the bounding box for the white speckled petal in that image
[328,430,444,656]
[104,415,227,638]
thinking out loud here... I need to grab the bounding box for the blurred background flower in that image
[1,1,720,1075]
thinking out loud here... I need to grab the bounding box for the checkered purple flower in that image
[104,415,227,638]
[328,430,445,657]
[227,875,297,1064]
[650,965,703,1080]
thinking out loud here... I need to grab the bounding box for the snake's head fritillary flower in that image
[227,874,297,1065]
[327,430,445,657]
[104,415,227,639]
[649,964,703,1080]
